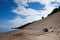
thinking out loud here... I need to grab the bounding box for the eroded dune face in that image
[0,12,60,40]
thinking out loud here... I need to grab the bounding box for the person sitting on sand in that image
[49,27,54,32]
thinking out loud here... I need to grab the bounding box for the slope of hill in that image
[21,11,60,31]
[0,9,60,40]
[15,6,60,29]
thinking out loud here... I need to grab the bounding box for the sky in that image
[0,0,60,32]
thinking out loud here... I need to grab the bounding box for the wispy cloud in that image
[8,0,60,27]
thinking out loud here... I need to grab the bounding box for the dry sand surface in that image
[0,12,60,40]
[0,30,60,40]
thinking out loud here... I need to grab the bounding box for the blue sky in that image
[25,2,45,10]
[0,0,17,20]
[0,0,60,33]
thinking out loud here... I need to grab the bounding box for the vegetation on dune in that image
[48,7,60,16]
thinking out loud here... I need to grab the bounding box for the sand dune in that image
[0,11,60,40]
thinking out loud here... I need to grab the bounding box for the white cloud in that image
[8,16,26,27]
[8,0,60,27]
[8,15,42,27]
[12,6,43,16]
[57,0,60,2]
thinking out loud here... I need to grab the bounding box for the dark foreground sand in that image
[0,29,60,40]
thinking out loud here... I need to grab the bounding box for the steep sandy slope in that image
[22,12,60,31]
[0,12,60,40]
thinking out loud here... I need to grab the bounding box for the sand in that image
[0,12,60,40]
